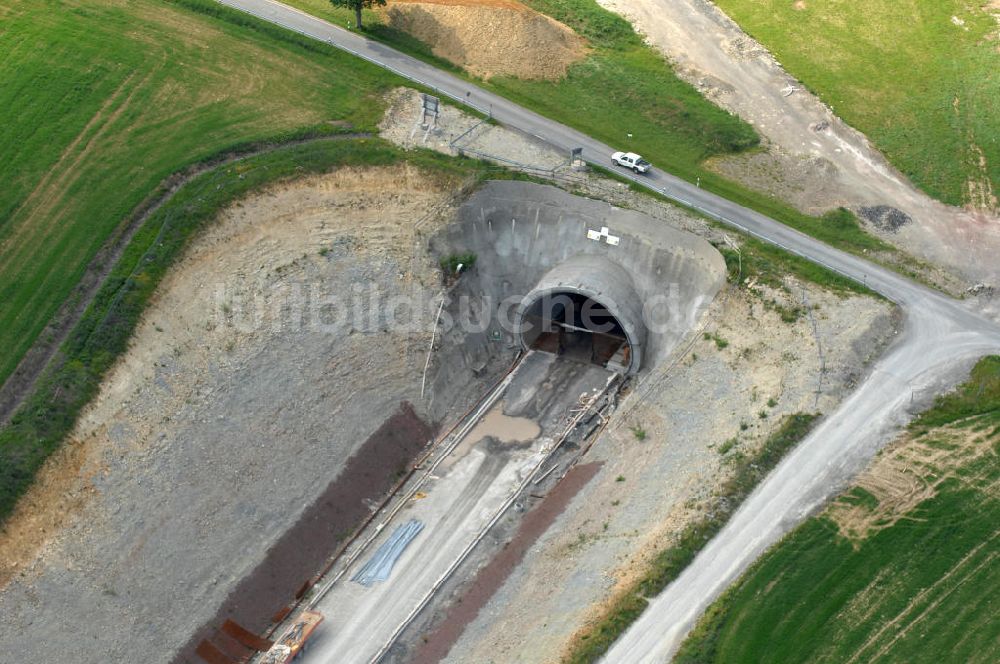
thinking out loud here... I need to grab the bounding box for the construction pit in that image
[291,181,726,664]
[0,162,896,664]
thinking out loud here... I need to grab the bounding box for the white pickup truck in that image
[612,151,651,174]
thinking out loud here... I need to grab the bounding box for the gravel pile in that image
[857,205,912,233]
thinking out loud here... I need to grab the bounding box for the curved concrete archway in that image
[428,181,726,379]
[515,255,647,374]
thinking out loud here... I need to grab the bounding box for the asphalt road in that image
[215,1,1000,660]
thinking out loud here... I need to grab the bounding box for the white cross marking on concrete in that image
[587,226,620,246]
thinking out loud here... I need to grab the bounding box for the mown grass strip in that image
[563,412,821,663]
[716,233,873,297]
[0,138,484,525]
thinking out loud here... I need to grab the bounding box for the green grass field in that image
[676,356,1000,664]
[0,0,401,387]
[713,0,1000,209]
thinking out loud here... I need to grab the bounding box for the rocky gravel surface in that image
[379,87,569,172]
[858,205,912,233]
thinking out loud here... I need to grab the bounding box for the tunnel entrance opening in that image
[519,291,632,373]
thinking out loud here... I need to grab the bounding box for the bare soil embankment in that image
[173,402,434,663]
[0,165,494,663]
[383,0,586,79]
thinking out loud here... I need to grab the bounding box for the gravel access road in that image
[214,2,1000,659]
[604,282,1000,662]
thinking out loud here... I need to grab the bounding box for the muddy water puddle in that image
[466,404,541,446]
[443,403,542,468]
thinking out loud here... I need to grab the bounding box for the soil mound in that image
[384,0,586,80]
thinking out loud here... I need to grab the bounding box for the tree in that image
[330,0,386,31]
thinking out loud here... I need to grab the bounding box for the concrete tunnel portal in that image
[426,181,727,392]
[516,255,646,374]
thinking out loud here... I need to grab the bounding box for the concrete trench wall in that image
[427,181,726,377]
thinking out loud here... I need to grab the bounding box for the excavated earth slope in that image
[383,0,586,79]
[0,165,500,662]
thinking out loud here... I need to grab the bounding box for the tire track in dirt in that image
[845,530,999,664]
